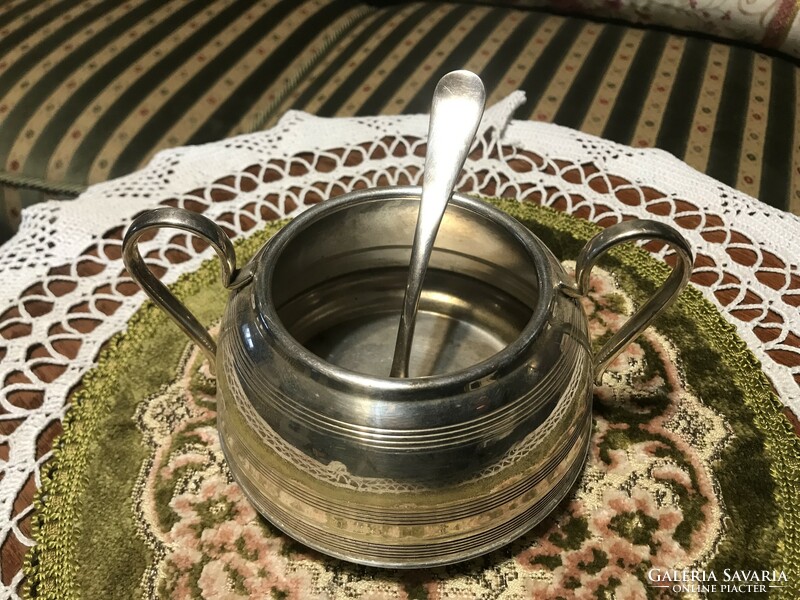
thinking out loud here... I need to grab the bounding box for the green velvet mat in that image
[24,200,800,599]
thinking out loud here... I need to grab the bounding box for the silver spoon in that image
[389,70,486,378]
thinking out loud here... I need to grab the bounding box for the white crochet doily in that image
[1,93,799,597]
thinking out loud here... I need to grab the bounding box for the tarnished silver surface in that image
[122,186,693,568]
[299,269,526,378]
[390,70,485,378]
[574,219,693,379]
[122,207,253,366]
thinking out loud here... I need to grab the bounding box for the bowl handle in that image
[122,207,253,370]
[572,219,694,381]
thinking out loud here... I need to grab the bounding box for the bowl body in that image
[216,187,593,567]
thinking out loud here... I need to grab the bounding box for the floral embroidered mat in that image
[25,200,800,599]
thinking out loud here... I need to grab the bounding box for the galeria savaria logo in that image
[647,568,788,594]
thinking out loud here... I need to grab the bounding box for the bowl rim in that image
[252,186,557,395]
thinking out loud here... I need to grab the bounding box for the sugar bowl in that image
[122,185,692,567]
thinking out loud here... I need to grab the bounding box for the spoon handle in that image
[390,70,486,378]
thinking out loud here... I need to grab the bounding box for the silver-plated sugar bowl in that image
[122,186,692,568]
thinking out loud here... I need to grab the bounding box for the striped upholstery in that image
[0,0,371,239]
[1,0,798,241]
[273,3,800,213]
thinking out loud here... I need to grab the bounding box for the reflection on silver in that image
[390,70,485,378]
[122,185,692,568]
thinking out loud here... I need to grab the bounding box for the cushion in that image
[1,0,798,242]
[274,2,800,214]
[0,0,374,239]
[455,0,800,59]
